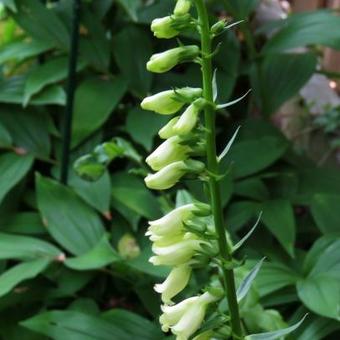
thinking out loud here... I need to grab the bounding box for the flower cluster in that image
[141,1,221,338]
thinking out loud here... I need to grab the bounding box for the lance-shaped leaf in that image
[216,89,251,109]
[245,314,307,340]
[218,126,240,162]
[237,257,265,302]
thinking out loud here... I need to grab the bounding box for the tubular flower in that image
[173,100,202,135]
[146,136,190,171]
[159,116,180,139]
[160,292,218,340]
[147,45,200,73]
[154,264,192,304]
[144,160,204,190]
[150,236,202,266]
[151,16,179,39]
[174,0,192,16]
[141,87,202,115]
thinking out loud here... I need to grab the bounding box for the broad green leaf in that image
[80,8,110,71]
[0,109,51,158]
[113,26,152,97]
[0,153,33,204]
[251,53,317,116]
[0,233,60,260]
[111,172,161,220]
[69,170,112,216]
[0,39,52,64]
[297,314,340,340]
[224,0,259,18]
[261,200,295,257]
[137,0,172,24]
[226,201,260,232]
[0,122,12,147]
[237,258,265,302]
[21,309,156,340]
[234,178,269,201]
[222,136,288,178]
[246,315,307,340]
[65,235,119,271]
[72,77,127,147]
[0,212,45,234]
[297,276,340,320]
[12,0,69,49]
[311,194,340,234]
[0,77,65,105]
[36,175,105,255]
[116,0,140,21]
[24,56,84,105]
[264,11,340,53]
[0,258,50,297]
[126,108,168,151]
[255,262,299,296]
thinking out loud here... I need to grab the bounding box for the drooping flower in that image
[160,292,218,339]
[146,136,190,171]
[154,264,192,304]
[147,45,200,73]
[141,87,202,115]
[173,101,202,135]
[144,159,204,190]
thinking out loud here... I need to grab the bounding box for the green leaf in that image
[0,153,33,204]
[116,0,140,21]
[234,178,269,201]
[113,26,152,97]
[251,53,317,116]
[222,136,288,178]
[0,233,60,260]
[237,258,265,302]
[22,309,159,340]
[65,235,119,271]
[225,0,259,19]
[245,315,307,340]
[36,175,105,255]
[226,201,260,231]
[12,0,69,49]
[0,77,65,106]
[263,11,340,53]
[0,258,50,298]
[126,108,168,151]
[111,172,161,220]
[72,77,127,147]
[0,109,51,158]
[69,170,112,216]
[261,199,296,257]
[255,262,299,297]
[297,276,340,320]
[311,194,340,234]
[23,56,84,106]
[0,122,12,147]
[0,39,52,64]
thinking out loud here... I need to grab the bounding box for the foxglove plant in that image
[142,1,305,339]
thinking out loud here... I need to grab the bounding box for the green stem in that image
[194,1,243,338]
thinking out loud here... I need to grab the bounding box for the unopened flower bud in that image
[141,87,202,115]
[147,45,200,73]
[146,136,190,171]
[173,99,205,135]
[151,16,179,39]
[174,0,191,16]
[211,19,227,36]
[154,264,192,304]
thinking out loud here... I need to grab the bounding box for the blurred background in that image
[0,0,340,339]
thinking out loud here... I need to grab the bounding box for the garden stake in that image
[60,0,81,184]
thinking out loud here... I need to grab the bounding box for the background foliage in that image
[0,0,340,339]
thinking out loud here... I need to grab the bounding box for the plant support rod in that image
[194,0,243,338]
[60,0,81,184]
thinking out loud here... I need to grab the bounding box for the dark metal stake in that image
[60,0,81,184]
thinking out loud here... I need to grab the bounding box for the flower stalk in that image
[194,0,243,338]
